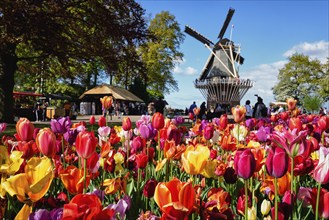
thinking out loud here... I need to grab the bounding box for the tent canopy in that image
[79,84,144,102]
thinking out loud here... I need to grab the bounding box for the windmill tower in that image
[185,8,253,108]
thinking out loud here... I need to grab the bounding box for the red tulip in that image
[280,112,289,120]
[188,112,194,120]
[143,178,158,198]
[318,115,329,131]
[135,152,148,169]
[89,116,95,125]
[313,147,329,184]
[231,105,246,123]
[234,149,256,179]
[75,131,98,159]
[15,118,35,141]
[122,117,132,131]
[152,112,165,130]
[36,128,57,158]
[63,194,102,220]
[288,117,302,132]
[98,116,106,127]
[218,114,228,131]
[265,146,289,178]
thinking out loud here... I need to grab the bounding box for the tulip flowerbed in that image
[0,98,328,220]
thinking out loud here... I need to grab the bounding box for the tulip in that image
[256,126,270,142]
[106,195,131,219]
[154,178,195,219]
[98,116,106,127]
[100,96,113,110]
[0,122,7,133]
[89,115,95,125]
[318,115,329,131]
[122,117,132,131]
[203,123,214,140]
[288,117,302,132]
[286,97,297,111]
[181,144,210,175]
[139,123,156,140]
[50,117,71,134]
[313,147,329,184]
[203,188,233,219]
[59,165,90,194]
[231,105,246,123]
[234,149,256,179]
[36,128,57,158]
[266,146,289,178]
[152,112,165,130]
[224,167,238,184]
[62,194,102,220]
[247,207,256,220]
[143,178,158,198]
[261,199,271,216]
[301,187,329,219]
[15,118,34,141]
[135,153,148,169]
[75,131,98,159]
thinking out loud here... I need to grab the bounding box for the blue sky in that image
[137,0,329,109]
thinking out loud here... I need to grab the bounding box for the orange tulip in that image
[220,133,237,151]
[100,96,113,110]
[35,128,57,158]
[181,144,210,175]
[261,172,291,199]
[286,98,297,111]
[15,118,34,141]
[231,105,246,123]
[59,165,90,194]
[154,178,195,219]
[102,177,126,195]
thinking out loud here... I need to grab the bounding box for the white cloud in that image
[173,58,198,75]
[283,41,329,63]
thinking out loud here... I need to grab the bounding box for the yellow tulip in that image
[261,199,271,216]
[0,146,24,175]
[2,156,53,203]
[181,144,210,175]
[201,159,217,178]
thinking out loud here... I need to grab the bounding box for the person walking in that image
[245,100,252,119]
[34,100,42,121]
[154,95,168,114]
[199,101,206,120]
[189,101,197,113]
[253,97,267,118]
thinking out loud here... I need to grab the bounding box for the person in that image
[214,103,222,118]
[34,100,42,121]
[115,101,121,118]
[277,105,284,114]
[189,101,197,113]
[42,100,48,121]
[63,101,71,117]
[199,101,206,120]
[154,96,168,114]
[245,100,252,119]
[253,97,267,118]
[147,101,155,115]
[324,107,328,115]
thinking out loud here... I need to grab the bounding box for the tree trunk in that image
[0,43,17,123]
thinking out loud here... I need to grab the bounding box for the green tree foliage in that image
[272,54,325,103]
[303,95,323,114]
[0,0,149,122]
[139,11,185,98]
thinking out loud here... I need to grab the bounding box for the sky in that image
[137,0,329,110]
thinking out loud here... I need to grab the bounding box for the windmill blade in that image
[185,25,214,46]
[217,8,235,39]
[233,51,245,64]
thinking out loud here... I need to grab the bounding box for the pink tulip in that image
[36,128,57,157]
[266,146,289,178]
[203,123,214,140]
[234,149,256,179]
[313,147,329,184]
[15,118,35,141]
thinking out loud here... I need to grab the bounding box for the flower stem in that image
[274,177,278,220]
[315,182,321,220]
[83,158,87,194]
[61,136,66,169]
[245,179,248,220]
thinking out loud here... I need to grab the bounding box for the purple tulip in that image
[256,126,270,142]
[131,136,143,153]
[92,189,105,201]
[175,116,185,124]
[106,195,131,219]
[50,208,63,220]
[51,117,71,134]
[265,146,289,178]
[234,149,256,179]
[139,123,156,140]
[29,209,51,220]
[63,129,78,145]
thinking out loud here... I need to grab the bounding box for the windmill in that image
[185,8,253,108]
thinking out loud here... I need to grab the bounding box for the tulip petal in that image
[15,204,32,220]
[154,183,172,209]
[179,182,195,211]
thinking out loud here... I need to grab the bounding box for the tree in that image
[303,95,323,114]
[0,0,149,122]
[272,53,325,103]
[139,11,185,98]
